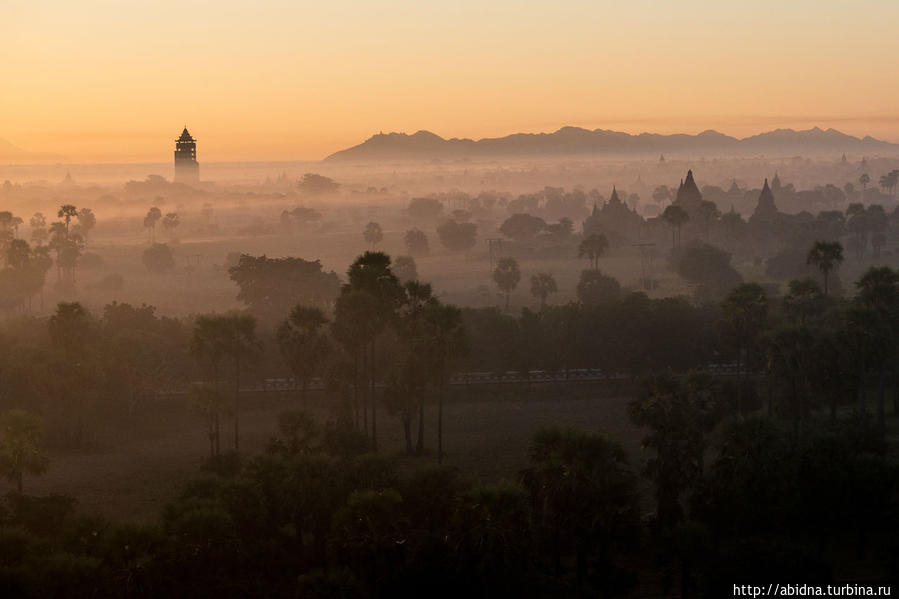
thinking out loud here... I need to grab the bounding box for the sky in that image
[1,0,898,162]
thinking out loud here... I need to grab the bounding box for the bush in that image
[436,220,477,251]
[142,243,176,273]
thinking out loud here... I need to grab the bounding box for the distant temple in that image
[583,186,644,241]
[750,178,779,224]
[174,127,199,183]
[673,169,703,214]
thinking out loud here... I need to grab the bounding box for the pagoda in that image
[174,127,199,183]
[749,178,779,224]
[673,169,703,214]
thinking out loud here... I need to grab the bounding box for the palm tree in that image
[530,273,557,308]
[0,409,49,493]
[697,200,720,240]
[144,207,162,243]
[782,278,821,326]
[806,241,844,296]
[191,315,229,455]
[859,173,870,194]
[424,303,466,464]
[191,314,258,454]
[492,257,521,310]
[343,251,404,452]
[57,204,77,238]
[721,283,768,413]
[221,313,260,452]
[855,266,899,435]
[661,205,689,249]
[191,384,229,458]
[278,306,330,404]
[577,234,608,270]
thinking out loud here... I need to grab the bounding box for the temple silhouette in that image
[174,127,199,183]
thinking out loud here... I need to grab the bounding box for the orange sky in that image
[2,0,898,162]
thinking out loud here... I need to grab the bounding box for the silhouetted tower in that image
[174,127,199,183]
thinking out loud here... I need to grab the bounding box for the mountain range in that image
[324,126,898,162]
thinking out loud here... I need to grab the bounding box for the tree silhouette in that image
[363,222,383,247]
[697,200,720,240]
[721,283,768,413]
[278,306,330,405]
[492,257,520,310]
[57,204,77,238]
[144,207,162,243]
[529,273,557,309]
[662,205,689,250]
[76,208,96,245]
[192,314,260,453]
[806,241,844,296]
[162,212,180,239]
[403,228,429,255]
[577,233,608,270]
[0,409,49,493]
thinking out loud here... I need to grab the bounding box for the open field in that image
[23,381,644,523]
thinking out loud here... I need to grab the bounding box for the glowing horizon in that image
[3,0,899,162]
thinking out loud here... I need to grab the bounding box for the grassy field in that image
[24,381,646,523]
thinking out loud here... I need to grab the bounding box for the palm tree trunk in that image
[353,351,360,430]
[438,377,444,465]
[370,338,378,453]
[234,354,241,452]
[362,346,368,436]
[416,390,424,456]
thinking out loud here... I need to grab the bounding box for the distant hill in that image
[324,126,898,162]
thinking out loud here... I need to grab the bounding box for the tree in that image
[191,384,229,458]
[530,273,557,308]
[492,257,520,310]
[57,204,77,238]
[76,208,96,244]
[521,428,639,589]
[403,228,429,255]
[859,173,870,192]
[662,205,689,249]
[0,409,49,493]
[577,233,608,270]
[499,213,546,241]
[228,254,341,324]
[144,207,162,243]
[424,303,467,464]
[628,374,717,530]
[806,241,844,296]
[855,266,899,434]
[192,313,260,452]
[576,269,621,307]
[297,173,339,195]
[277,306,330,404]
[721,283,768,413]
[338,252,404,452]
[407,197,444,221]
[363,222,383,247]
[697,200,720,240]
[142,243,175,273]
[29,213,48,245]
[782,278,822,326]
[162,212,180,238]
[436,220,477,251]
[391,255,418,283]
